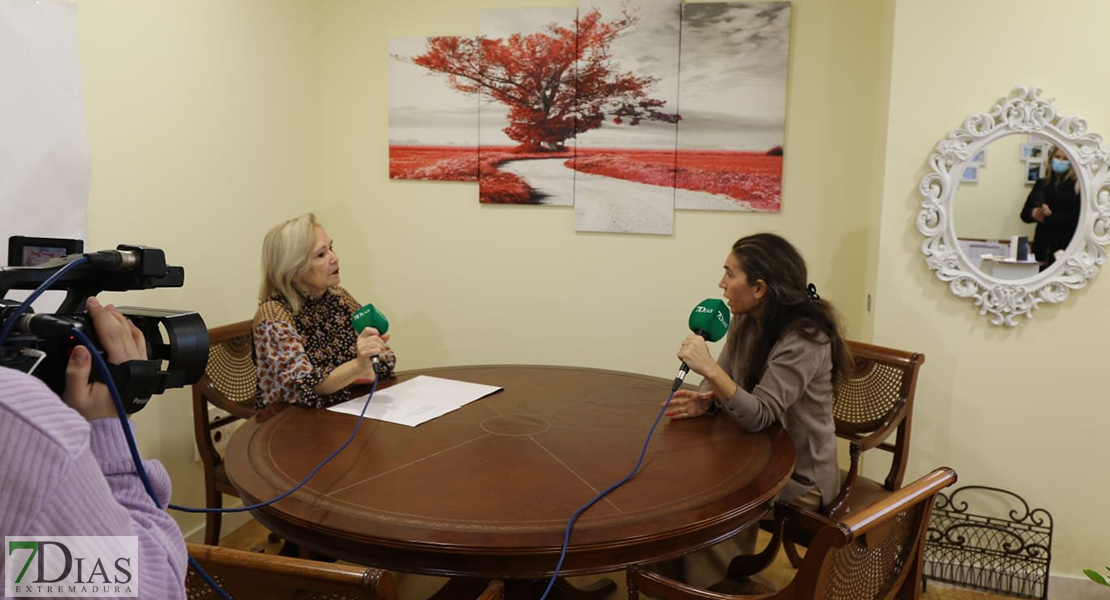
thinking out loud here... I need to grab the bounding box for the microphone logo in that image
[671,299,731,392]
[688,299,730,343]
[352,303,389,335]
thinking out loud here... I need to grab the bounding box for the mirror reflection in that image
[953,134,1080,279]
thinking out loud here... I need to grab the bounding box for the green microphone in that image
[351,303,390,376]
[351,303,389,336]
[672,299,731,392]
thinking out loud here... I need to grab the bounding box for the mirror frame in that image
[917,85,1110,326]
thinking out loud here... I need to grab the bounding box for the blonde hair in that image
[1046,144,1078,186]
[259,213,322,315]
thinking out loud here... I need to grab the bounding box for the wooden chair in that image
[780,340,925,565]
[627,467,957,600]
[191,321,260,545]
[185,543,504,600]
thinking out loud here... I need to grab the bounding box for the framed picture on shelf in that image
[1021,143,1046,161]
[1025,161,1042,184]
[971,149,986,165]
[962,165,979,183]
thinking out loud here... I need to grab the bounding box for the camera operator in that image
[0,297,186,599]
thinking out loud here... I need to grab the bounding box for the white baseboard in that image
[182,501,257,545]
[927,574,1107,600]
[1048,573,1109,600]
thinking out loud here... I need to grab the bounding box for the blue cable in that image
[71,327,233,600]
[73,311,674,598]
[168,377,378,513]
[538,388,678,600]
[0,256,89,346]
[71,326,378,599]
[71,327,160,502]
[186,555,234,600]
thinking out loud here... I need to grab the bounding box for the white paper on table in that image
[327,375,502,427]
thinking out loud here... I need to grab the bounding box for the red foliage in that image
[390,146,783,211]
[388,146,478,181]
[390,145,574,203]
[408,10,679,152]
[569,150,783,212]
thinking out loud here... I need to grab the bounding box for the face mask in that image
[1052,158,1071,174]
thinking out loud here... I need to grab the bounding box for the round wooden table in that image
[225,365,795,596]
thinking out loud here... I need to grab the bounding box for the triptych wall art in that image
[388,0,790,235]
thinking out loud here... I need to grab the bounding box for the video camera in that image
[0,236,208,414]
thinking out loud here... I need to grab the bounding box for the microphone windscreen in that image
[351,303,389,335]
[688,298,730,342]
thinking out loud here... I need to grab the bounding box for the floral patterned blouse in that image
[253,286,396,409]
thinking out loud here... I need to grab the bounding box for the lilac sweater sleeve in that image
[0,367,186,599]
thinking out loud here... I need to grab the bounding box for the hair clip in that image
[806,283,820,302]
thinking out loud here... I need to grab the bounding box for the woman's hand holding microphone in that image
[355,327,390,379]
[664,335,718,419]
[665,334,738,420]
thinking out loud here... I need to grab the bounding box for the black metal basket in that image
[923,486,1053,600]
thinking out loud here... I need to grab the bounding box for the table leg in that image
[550,577,617,600]
[427,577,489,600]
[429,576,617,600]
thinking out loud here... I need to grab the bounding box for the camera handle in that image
[89,359,165,414]
[0,246,184,314]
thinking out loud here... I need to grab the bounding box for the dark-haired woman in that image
[663,233,850,587]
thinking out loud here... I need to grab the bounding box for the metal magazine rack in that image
[923,485,1053,600]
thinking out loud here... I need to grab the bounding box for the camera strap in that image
[89,359,163,414]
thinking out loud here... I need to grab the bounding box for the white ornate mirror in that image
[917,86,1110,326]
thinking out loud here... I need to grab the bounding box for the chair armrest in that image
[628,566,775,600]
[186,543,398,600]
[369,569,399,600]
[822,442,861,520]
[777,500,835,543]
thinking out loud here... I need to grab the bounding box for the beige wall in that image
[70,0,888,554]
[75,0,322,536]
[873,0,1109,580]
[953,134,1037,241]
[317,0,885,379]
[72,0,1108,587]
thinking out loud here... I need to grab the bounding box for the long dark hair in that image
[729,233,850,391]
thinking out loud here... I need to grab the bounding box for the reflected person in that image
[254,213,396,409]
[1021,145,1080,269]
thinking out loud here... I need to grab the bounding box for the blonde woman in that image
[254,213,395,409]
[1020,145,1080,268]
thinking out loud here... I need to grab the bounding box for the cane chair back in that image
[196,321,259,417]
[627,468,957,600]
[816,499,927,600]
[773,341,925,567]
[824,340,924,519]
[190,320,259,544]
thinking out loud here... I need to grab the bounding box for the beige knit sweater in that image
[702,317,839,506]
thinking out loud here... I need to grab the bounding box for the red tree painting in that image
[411,9,680,152]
